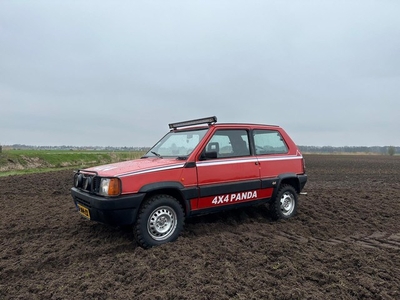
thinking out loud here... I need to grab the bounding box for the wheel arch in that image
[272,173,301,200]
[138,182,190,217]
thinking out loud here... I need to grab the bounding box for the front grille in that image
[92,176,101,193]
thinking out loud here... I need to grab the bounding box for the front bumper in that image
[71,187,146,226]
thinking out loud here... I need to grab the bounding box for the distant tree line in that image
[299,145,398,155]
[3,144,150,152]
[2,144,398,155]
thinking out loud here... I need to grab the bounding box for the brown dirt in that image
[1,154,400,299]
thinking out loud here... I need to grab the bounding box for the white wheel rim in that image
[147,206,177,241]
[280,192,295,216]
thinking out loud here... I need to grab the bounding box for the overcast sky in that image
[1,1,399,147]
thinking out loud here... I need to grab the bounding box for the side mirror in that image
[200,151,218,160]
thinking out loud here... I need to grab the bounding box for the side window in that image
[253,130,288,155]
[204,129,250,158]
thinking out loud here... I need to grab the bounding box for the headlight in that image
[99,178,121,196]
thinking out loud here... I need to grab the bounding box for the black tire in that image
[134,194,184,249]
[270,184,298,220]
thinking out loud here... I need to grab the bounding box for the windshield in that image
[144,128,208,158]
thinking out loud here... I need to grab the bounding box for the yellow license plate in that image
[78,204,90,219]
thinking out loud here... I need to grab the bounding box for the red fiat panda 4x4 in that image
[71,116,307,248]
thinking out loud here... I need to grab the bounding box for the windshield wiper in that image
[151,151,163,158]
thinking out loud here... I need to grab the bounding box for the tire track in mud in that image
[277,231,400,250]
[325,231,400,250]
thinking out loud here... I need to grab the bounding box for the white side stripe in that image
[197,155,302,167]
[119,164,185,177]
[197,158,258,167]
[257,155,303,163]
[118,155,302,176]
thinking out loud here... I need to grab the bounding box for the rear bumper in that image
[71,188,145,226]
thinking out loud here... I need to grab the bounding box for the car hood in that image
[83,158,186,177]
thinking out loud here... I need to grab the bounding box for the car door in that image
[194,129,261,211]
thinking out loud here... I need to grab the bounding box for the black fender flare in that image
[138,181,198,216]
[271,173,301,201]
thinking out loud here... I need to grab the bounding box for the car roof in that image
[171,123,281,132]
[214,123,280,128]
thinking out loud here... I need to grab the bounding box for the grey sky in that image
[1,0,399,147]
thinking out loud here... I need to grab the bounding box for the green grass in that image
[0,149,146,177]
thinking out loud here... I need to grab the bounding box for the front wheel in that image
[270,184,298,220]
[134,194,184,249]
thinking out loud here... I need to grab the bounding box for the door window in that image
[204,130,250,158]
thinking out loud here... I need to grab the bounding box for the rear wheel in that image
[270,184,298,220]
[134,194,184,249]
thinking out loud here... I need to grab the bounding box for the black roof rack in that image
[169,116,217,129]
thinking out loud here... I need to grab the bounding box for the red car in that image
[71,116,307,248]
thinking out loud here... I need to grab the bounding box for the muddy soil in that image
[1,155,399,299]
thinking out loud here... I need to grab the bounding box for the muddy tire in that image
[270,184,298,220]
[134,194,184,249]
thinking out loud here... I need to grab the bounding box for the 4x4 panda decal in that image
[211,190,258,204]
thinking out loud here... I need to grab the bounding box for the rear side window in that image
[253,130,288,155]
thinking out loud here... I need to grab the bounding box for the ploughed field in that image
[1,154,399,299]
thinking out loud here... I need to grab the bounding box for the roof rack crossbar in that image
[169,116,217,129]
